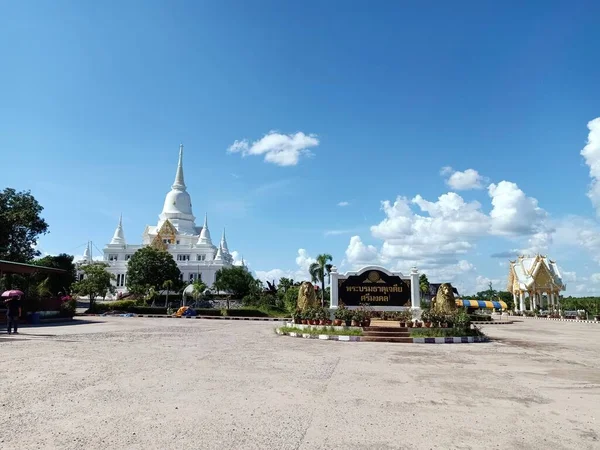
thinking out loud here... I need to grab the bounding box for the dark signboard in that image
[338,269,411,307]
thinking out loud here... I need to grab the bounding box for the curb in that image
[519,316,599,324]
[412,336,489,344]
[472,321,513,325]
[275,329,488,344]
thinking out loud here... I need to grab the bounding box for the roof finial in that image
[198,212,212,245]
[220,228,229,253]
[110,214,126,245]
[172,143,186,190]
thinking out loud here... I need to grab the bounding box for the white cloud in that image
[337,201,350,207]
[589,273,600,284]
[580,117,600,214]
[254,249,316,284]
[442,167,486,190]
[227,131,319,166]
[552,216,600,263]
[562,271,578,283]
[230,251,246,267]
[488,181,549,236]
[345,236,379,265]
[370,193,490,262]
[324,228,360,237]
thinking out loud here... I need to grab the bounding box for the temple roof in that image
[508,254,565,292]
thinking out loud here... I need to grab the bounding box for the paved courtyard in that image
[0,317,598,449]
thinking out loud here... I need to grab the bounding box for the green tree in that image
[213,266,258,299]
[191,279,207,302]
[126,247,182,297]
[71,263,115,310]
[476,282,498,301]
[283,285,300,312]
[34,253,76,295]
[163,279,174,307]
[419,274,430,298]
[0,188,49,262]
[278,277,294,294]
[497,291,514,310]
[309,253,333,307]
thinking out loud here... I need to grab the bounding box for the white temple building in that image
[92,144,237,296]
[507,254,566,312]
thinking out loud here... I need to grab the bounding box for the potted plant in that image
[351,310,363,327]
[308,308,319,325]
[415,320,422,328]
[357,304,372,327]
[334,303,347,326]
[315,307,328,325]
[292,309,302,325]
[398,310,410,327]
[301,309,309,325]
[421,310,432,328]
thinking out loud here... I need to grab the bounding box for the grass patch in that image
[278,326,363,336]
[410,327,484,338]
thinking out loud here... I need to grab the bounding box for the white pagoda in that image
[100,144,235,296]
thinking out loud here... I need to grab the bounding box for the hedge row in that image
[469,315,492,322]
[87,302,275,317]
[223,309,269,317]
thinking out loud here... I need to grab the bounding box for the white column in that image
[330,266,339,309]
[550,292,555,309]
[513,292,518,311]
[410,267,420,310]
[519,291,525,312]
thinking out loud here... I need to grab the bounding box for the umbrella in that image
[1,290,24,298]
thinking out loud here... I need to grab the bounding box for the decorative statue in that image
[297,281,319,311]
[431,283,457,315]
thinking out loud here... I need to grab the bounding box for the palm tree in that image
[36,277,52,298]
[191,279,207,307]
[309,254,333,307]
[162,280,174,307]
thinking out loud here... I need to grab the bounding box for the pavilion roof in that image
[508,254,565,291]
[0,260,67,275]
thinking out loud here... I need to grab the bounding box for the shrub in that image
[224,308,269,317]
[334,303,349,320]
[421,310,432,323]
[410,327,483,338]
[129,307,167,315]
[283,286,300,313]
[469,314,492,322]
[59,299,77,317]
[452,309,471,332]
[194,308,222,316]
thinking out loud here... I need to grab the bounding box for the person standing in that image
[5,295,21,334]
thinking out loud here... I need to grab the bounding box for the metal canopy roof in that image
[0,260,67,275]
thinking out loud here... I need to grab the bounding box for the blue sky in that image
[2,1,600,295]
